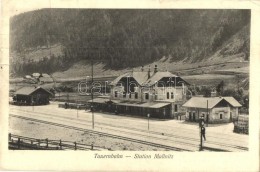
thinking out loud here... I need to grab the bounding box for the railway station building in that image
[90,65,189,119]
[13,86,53,105]
[182,96,242,123]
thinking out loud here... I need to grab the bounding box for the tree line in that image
[10,9,251,75]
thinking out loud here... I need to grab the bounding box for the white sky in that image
[4,0,49,18]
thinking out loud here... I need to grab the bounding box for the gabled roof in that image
[110,73,129,86]
[110,70,188,87]
[182,96,242,109]
[223,97,242,107]
[110,71,148,86]
[15,86,53,96]
[132,71,149,85]
[142,71,177,86]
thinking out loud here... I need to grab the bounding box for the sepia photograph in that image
[8,8,250,152]
[1,0,260,171]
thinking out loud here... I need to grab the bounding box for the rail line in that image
[11,108,247,141]
[10,114,191,151]
[10,109,248,151]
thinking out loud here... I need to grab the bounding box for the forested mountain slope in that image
[10,9,250,76]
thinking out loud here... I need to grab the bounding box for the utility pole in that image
[91,60,94,130]
[206,100,209,127]
[147,113,150,131]
[77,100,79,118]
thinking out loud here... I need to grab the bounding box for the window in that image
[171,92,174,99]
[129,93,132,98]
[115,91,118,98]
[123,92,126,98]
[175,104,178,112]
[145,93,149,100]
[220,113,223,119]
[135,92,138,99]
[167,92,169,99]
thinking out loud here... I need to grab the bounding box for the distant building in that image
[90,65,189,119]
[182,96,242,123]
[39,73,53,83]
[24,75,32,79]
[32,73,41,78]
[13,86,53,105]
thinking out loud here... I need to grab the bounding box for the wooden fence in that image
[9,133,107,150]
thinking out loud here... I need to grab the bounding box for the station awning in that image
[117,102,170,109]
[117,102,151,108]
[89,98,171,109]
[89,98,119,104]
[149,102,171,108]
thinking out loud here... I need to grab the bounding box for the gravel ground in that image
[9,117,167,151]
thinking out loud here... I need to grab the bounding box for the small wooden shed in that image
[182,96,242,123]
[13,86,53,105]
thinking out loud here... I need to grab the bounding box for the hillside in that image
[10,9,250,76]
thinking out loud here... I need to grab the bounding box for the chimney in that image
[148,66,151,79]
[154,65,158,74]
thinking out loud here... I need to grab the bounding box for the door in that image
[189,112,192,121]
[193,112,196,121]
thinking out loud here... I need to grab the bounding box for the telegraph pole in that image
[206,100,209,127]
[91,60,94,130]
[147,113,150,131]
[77,100,79,118]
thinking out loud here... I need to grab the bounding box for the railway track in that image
[10,114,190,151]
[10,108,248,151]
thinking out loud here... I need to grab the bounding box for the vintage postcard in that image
[0,0,259,171]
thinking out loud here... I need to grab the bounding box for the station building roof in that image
[15,86,53,96]
[182,96,242,109]
[110,70,189,87]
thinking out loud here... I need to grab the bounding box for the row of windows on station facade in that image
[114,91,175,100]
[188,111,224,119]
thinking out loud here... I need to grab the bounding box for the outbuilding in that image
[13,86,53,105]
[182,96,242,123]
